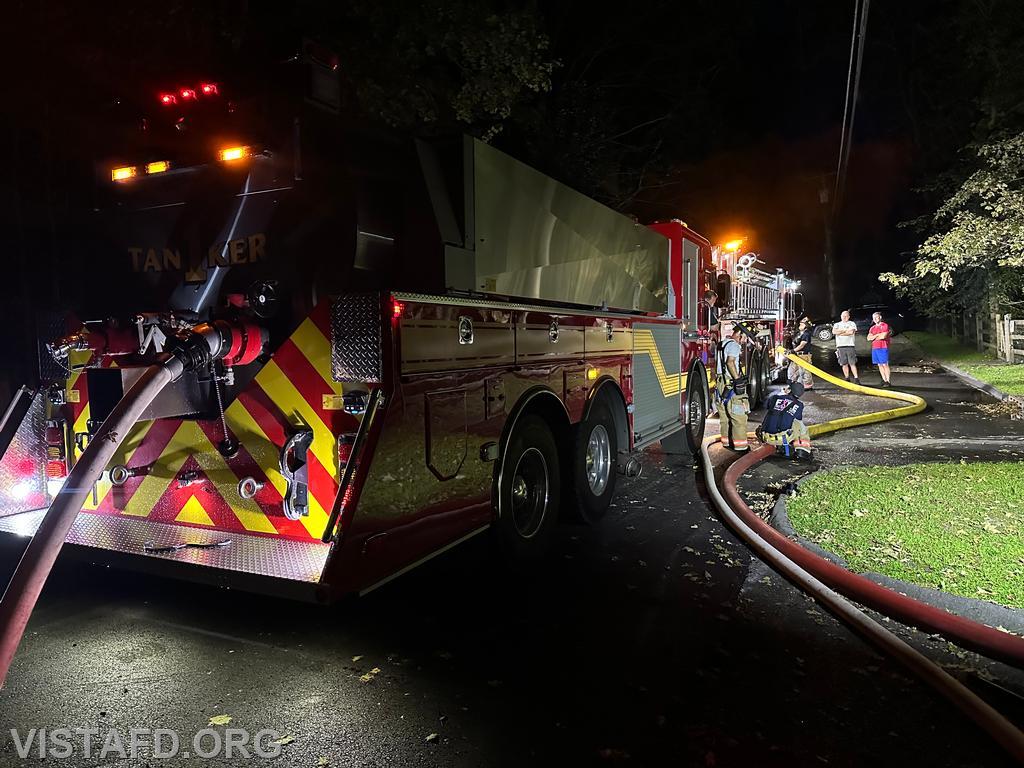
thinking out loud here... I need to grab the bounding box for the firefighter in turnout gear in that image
[756,381,812,460]
[715,322,753,452]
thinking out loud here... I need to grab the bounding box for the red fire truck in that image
[0,57,800,601]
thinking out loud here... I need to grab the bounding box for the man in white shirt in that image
[832,310,860,385]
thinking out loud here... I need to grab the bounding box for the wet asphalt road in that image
[0,337,1021,767]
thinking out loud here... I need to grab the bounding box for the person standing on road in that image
[867,311,892,387]
[788,318,814,390]
[832,310,861,385]
[715,322,752,452]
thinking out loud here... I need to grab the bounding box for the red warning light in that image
[200,82,219,96]
[179,88,196,100]
[159,93,177,106]
[392,300,405,318]
[45,460,67,479]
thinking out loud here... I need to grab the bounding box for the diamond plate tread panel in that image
[0,510,329,583]
[37,310,71,384]
[331,293,383,383]
[0,390,48,517]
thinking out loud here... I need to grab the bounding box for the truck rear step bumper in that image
[0,509,329,590]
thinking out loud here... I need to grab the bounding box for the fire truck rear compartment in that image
[0,371,333,591]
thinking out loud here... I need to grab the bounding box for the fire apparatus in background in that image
[0,51,801,600]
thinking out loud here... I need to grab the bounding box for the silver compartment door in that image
[631,323,683,448]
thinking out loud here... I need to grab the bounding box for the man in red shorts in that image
[867,311,892,387]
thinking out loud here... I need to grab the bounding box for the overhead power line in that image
[833,0,871,218]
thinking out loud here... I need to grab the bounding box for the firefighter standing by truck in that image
[715,322,752,452]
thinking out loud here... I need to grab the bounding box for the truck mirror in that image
[715,273,731,306]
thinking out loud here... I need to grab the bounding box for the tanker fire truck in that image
[0,55,801,601]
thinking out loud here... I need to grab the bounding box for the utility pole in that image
[820,181,837,318]
[825,0,871,319]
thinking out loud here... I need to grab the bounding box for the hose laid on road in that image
[0,357,184,688]
[733,349,1024,667]
[782,348,927,437]
[701,438,1024,761]
[701,349,1024,760]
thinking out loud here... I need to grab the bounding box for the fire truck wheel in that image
[496,415,561,559]
[757,348,773,403]
[747,353,764,407]
[683,363,709,454]
[565,400,619,524]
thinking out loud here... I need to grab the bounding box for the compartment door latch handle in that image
[281,429,314,520]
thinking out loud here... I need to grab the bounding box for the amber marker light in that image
[145,161,170,175]
[218,145,251,162]
[111,166,137,182]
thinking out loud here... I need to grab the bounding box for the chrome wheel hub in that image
[585,424,611,496]
[511,447,549,538]
[688,387,705,438]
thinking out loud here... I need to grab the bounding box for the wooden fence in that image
[929,312,1024,363]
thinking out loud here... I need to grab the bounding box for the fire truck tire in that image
[747,353,765,408]
[756,348,773,405]
[683,362,709,455]
[496,415,561,559]
[565,400,618,524]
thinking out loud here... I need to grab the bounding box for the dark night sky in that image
[0,0,1006,388]
[529,0,948,314]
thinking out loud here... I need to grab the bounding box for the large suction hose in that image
[701,436,1024,761]
[0,321,244,688]
[0,358,181,687]
[700,348,1024,758]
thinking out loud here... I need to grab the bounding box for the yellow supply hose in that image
[777,346,927,436]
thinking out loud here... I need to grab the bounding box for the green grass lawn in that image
[906,330,1024,395]
[787,462,1023,609]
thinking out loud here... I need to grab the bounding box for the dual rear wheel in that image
[494,400,620,558]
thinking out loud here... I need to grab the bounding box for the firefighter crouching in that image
[716,322,753,453]
[756,381,812,460]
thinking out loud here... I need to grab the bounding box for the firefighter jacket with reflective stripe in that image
[761,393,804,434]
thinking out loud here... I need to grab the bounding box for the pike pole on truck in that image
[0,48,803,608]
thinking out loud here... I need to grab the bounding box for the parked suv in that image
[811,305,905,342]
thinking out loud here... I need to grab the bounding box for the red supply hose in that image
[0,357,183,687]
[702,439,1024,761]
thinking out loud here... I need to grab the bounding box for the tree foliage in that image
[880,132,1024,311]
[879,0,1024,315]
[331,0,556,140]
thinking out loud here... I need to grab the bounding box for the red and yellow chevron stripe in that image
[70,304,354,542]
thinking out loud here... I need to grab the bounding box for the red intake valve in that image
[219,319,267,366]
